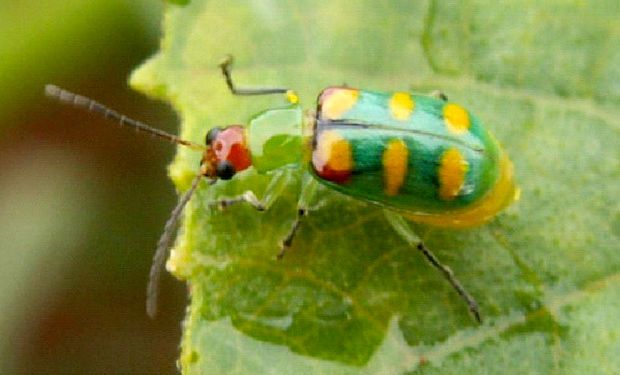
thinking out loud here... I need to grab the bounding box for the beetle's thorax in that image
[245,106,304,173]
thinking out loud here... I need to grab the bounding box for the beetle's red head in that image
[201,125,252,180]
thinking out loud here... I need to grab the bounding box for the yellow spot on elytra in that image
[513,187,521,202]
[403,152,516,228]
[317,130,352,172]
[322,89,359,119]
[382,139,409,196]
[443,103,470,134]
[438,147,468,200]
[286,90,299,104]
[389,92,415,121]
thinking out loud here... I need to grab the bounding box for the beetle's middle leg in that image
[277,174,319,259]
[383,210,482,323]
[208,169,291,212]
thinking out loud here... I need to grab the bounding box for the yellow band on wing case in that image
[402,152,517,228]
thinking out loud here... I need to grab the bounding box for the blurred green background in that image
[0,1,186,373]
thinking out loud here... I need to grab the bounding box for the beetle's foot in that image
[208,197,240,211]
[219,54,233,70]
[430,90,448,101]
[276,241,289,260]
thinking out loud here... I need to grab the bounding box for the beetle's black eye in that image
[216,160,236,180]
[206,126,223,145]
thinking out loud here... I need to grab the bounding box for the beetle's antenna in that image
[146,174,214,318]
[45,84,205,151]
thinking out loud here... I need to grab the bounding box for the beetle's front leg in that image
[383,210,482,323]
[208,169,292,212]
[208,190,264,211]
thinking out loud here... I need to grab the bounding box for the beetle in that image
[46,55,517,323]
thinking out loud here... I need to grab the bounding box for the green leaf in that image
[131,1,620,373]
[165,0,190,5]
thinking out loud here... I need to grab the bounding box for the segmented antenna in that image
[146,174,214,318]
[45,84,205,151]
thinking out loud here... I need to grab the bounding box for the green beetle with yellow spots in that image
[311,87,516,228]
[46,56,517,323]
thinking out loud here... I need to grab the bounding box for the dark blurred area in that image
[1,2,186,374]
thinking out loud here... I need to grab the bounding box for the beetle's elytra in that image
[311,87,516,228]
[46,55,518,323]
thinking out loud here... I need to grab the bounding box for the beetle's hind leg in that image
[383,210,482,323]
[219,55,297,103]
